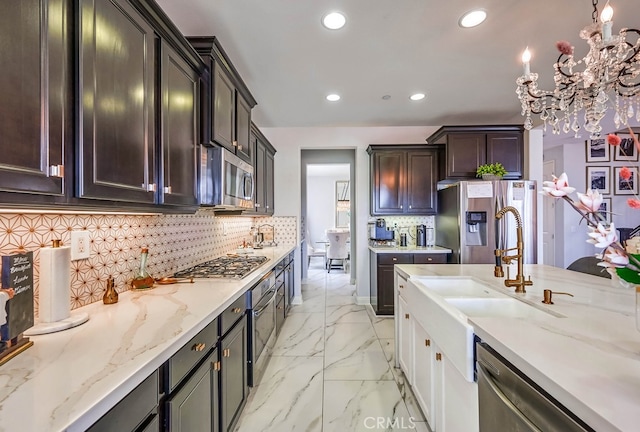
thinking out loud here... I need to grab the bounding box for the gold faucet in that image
[495,206,533,293]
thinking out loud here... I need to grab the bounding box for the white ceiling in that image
[156,0,640,134]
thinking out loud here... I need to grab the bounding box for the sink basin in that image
[444,297,553,319]
[413,277,507,298]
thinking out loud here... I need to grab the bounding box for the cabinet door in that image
[166,348,218,432]
[446,134,485,178]
[372,151,406,215]
[160,41,199,206]
[235,95,252,163]
[212,65,235,152]
[406,151,437,214]
[435,347,479,432]
[264,148,275,215]
[78,0,156,203]
[413,322,436,428]
[0,0,67,198]
[220,320,248,432]
[254,139,266,213]
[397,295,412,382]
[486,133,523,179]
[377,265,396,315]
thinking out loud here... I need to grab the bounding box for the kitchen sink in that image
[444,297,554,319]
[412,277,507,298]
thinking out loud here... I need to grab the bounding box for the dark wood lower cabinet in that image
[166,348,218,432]
[220,319,248,432]
[370,251,448,315]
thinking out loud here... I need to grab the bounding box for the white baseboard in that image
[356,296,370,306]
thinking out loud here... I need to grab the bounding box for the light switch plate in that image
[70,231,91,260]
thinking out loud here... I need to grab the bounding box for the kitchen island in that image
[395,263,640,432]
[0,246,295,432]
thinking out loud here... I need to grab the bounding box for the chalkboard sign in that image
[1,252,34,341]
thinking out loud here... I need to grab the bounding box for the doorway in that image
[542,160,556,266]
[301,150,356,283]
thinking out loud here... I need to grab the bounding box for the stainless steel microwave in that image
[200,146,254,210]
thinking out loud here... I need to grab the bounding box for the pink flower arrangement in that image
[542,127,640,283]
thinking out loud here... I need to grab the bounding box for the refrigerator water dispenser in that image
[465,211,487,246]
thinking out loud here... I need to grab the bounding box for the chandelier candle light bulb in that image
[601,2,613,42]
[521,47,531,77]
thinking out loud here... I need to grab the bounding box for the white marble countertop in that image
[396,263,640,432]
[0,245,295,432]
[368,245,451,254]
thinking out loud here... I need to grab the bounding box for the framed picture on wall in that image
[585,138,610,162]
[614,133,639,161]
[586,166,611,194]
[614,166,639,195]
[596,197,612,224]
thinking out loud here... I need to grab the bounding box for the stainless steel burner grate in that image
[174,255,269,279]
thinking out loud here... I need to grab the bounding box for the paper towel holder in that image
[24,240,89,336]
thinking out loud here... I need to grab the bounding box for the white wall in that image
[263,126,439,303]
[306,171,349,244]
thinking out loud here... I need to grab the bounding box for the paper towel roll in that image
[39,245,71,323]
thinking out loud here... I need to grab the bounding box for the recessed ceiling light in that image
[459,9,487,28]
[326,94,341,102]
[322,12,346,30]
[410,93,426,101]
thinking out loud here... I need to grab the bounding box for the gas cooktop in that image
[174,255,269,279]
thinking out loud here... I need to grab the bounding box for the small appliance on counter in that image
[416,224,427,247]
[369,218,395,241]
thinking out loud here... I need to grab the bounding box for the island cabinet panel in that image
[78,0,156,204]
[426,125,524,181]
[368,145,439,216]
[159,40,199,206]
[0,0,70,202]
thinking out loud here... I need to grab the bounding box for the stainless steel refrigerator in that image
[436,181,537,264]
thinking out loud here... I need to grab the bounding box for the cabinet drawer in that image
[378,254,414,265]
[413,254,447,264]
[165,319,218,392]
[220,293,247,337]
[87,370,158,432]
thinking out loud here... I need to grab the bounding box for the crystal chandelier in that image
[516,0,640,138]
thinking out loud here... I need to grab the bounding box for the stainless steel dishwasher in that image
[476,342,595,432]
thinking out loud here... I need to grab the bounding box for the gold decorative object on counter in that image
[103,277,118,304]
[131,248,154,290]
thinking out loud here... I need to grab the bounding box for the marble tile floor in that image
[235,263,432,432]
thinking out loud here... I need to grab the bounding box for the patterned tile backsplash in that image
[374,216,436,246]
[0,212,297,314]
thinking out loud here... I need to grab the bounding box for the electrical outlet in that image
[71,231,91,260]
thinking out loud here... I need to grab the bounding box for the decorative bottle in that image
[131,248,154,290]
[103,277,118,304]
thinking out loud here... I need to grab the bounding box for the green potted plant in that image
[476,162,508,180]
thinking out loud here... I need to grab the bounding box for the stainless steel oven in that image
[247,270,276,387]
[476,342,594,432]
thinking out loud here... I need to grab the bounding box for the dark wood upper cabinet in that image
[368,145,439,216]
[0,0,69,201]
[248,123,275,215]
[159,40,199,206]
[77,0,156,204]
[212,65,235,151]
[188,37,257,163]
[426,125,524,180]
